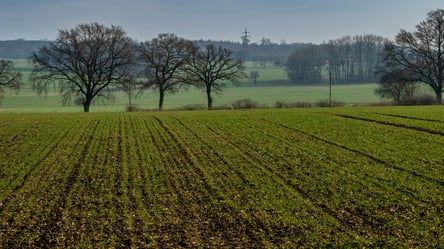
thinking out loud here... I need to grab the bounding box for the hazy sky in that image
[1,0,443,44]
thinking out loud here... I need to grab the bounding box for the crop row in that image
[0,109,443,247]
[258,109,444,184]
[151,114,351,247]
[369,106,444,122]
[0,115,103,247]
[179,110,442,247]
[332,110,444,135]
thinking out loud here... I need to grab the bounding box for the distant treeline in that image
[194,40,309,67]
[2,36,386,85]
[286,34,388,84]
[1,39,308,65]
[0,40,49,59]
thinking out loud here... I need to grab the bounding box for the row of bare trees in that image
[286,34,387,85]
[29,23,246,112]
[3,9,443,108]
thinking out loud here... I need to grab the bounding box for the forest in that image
[286,34,387,85]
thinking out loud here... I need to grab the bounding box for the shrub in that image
[314,100,346,107]
[126,104,136,112]
[232,99,259,109]
[275,101,286,108]
[178,104,206,111]
[368,102,394,106]
[275,101,312,108]
[213,104,233,110]
[399,95,436,106]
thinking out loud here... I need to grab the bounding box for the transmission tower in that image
[241,28,250,46]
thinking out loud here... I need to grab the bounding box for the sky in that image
[1,0,443,44]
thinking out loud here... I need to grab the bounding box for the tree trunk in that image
[394,93,401,105]
[83,98,91,113]
[435,89,442,104]
[128,87,132,107]
[206,89,213,110]
[159,89,165,111]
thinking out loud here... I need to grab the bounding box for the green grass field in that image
[0,106,443,247]
[0,84,382,112]
[0,59,388,113]
[243,62,289,83]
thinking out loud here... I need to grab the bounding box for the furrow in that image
[169,116,251,186]
[376,113,444,123]
[191,118,353,234]
[125,115,148,245]
[112,115,131,247]
[35,120,101,247]
[146,116,189,247]
[262,118,444,187]
[0,121,77,213]
[153,115,269,247]
[335,114,444,136]
[256,118,430,204]
[153,116,213,246]
[0,120,14,127]
[193,115,437,240]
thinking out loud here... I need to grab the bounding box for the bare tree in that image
[286,35,386,85]
[250,70,259,84]
[375,70,418,104]
[30,23,135,112]
[382,9,444,103]
[187,44,246,110]
[139,33,196,110]
[0,60,22,101]
[286,45,324,84]
[121,75,144,109]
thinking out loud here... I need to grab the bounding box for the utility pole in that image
[329,71,332,107]
[326,59,332,107]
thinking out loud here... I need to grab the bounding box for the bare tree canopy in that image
[250,70,259,84]
[382,9,444,103]
[30,23,135,112]
[0,60,22,101]
[139,33,196,110]
[375,70,418,104]
[286,45,323,84]
[187,44,246,110]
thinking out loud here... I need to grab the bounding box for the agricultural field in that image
[0,106,443,247]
